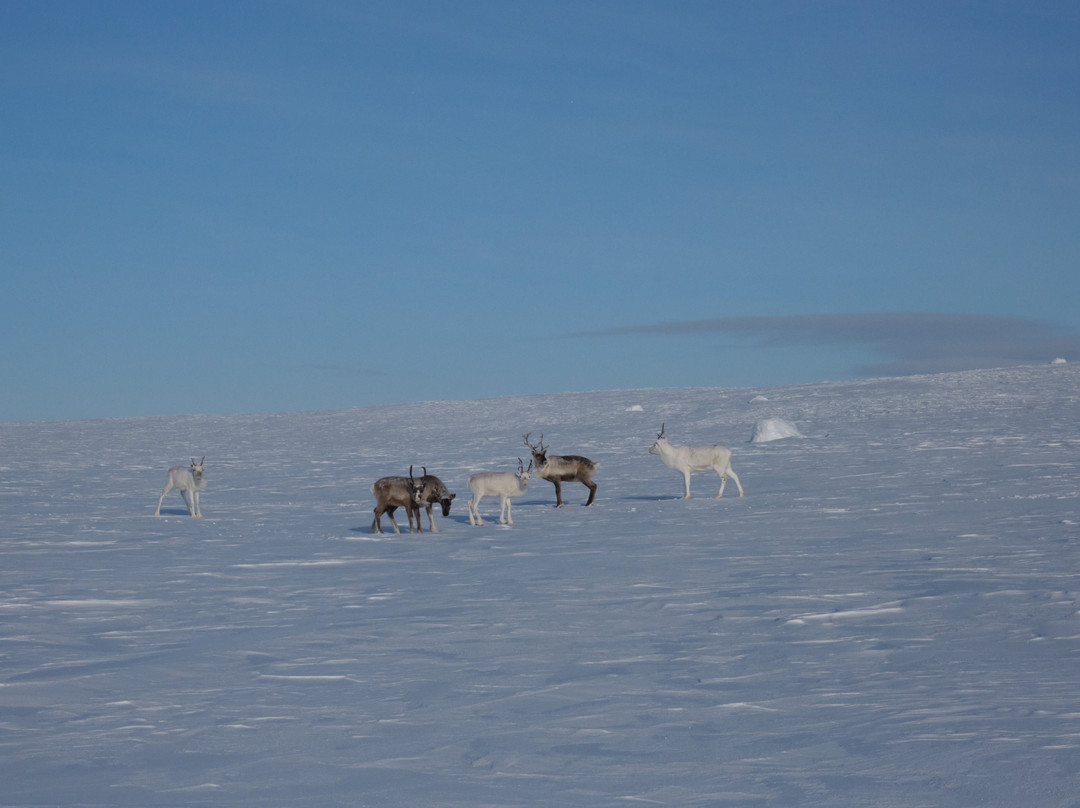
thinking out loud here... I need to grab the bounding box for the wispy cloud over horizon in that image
[580,313,1080,378]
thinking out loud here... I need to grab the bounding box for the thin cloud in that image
[581,313,1080,377]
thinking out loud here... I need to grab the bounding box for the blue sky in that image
[2,1,1078,422]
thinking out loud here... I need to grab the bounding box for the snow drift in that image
[750,416,805,442]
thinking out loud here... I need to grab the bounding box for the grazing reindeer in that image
[154,457,206,517]
[467,458,532,525]
[370,466,456,534]
[412,466,456,532]
[524,432,598,507]
[649,423,744,499]
[370,466,426,534]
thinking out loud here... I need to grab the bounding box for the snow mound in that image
[1051,357,1067,365]
[625,404,644,412]
[749,395,769,403]
[750,417,804,442]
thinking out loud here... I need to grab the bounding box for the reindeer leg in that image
[727,467,744,497]
[553,480,564,508]
[387,505,404,534]
[192,490,201,518]
[180,489,194,517]
[683,470,693,499]
[716,469,727,498]
[154,482,172,516]
[371,506,388,534]
[583,479,597,507]
[426,503,438,533]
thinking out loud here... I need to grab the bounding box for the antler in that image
[657,423,666,440]
[524,432,547,452]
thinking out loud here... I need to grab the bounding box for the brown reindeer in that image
[524,432,598,507]
[370,466,427,534]
[411,466,456,532]
[370,466,456,534]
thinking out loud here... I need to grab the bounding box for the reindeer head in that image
[516,457,534,485]
[438,493,456,516]
[414,465,456,515]
[648,424,668,455]
[523,432,548,468]
[190,456,205,481]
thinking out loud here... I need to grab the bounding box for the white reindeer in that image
[467,458,532,525]
[649,424,744,499]
[154,457,206,517]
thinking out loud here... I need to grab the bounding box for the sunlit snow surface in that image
[2,365,1079,807]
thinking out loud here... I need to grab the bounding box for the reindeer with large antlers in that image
[524,432,598,507]
[648,423,744,499]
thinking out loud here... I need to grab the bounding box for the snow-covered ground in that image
[2,364,1079,807]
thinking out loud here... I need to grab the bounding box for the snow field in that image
[1,364,1079,806]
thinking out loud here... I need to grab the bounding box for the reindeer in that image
[648,423,744,499]
[524,432,598,507]
[154,457,206,517]
[370,466,456,534]
[370,466,426,534]
[467,458,532,525]
[412,466,456,532]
